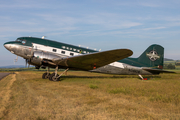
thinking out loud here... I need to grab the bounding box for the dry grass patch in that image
[0,73,16,119]
[0,71,180,119]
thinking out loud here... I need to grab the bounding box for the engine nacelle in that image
[34,51,61,60]
[28,51,62,67]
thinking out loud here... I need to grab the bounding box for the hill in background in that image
[164,58,174,61]
[0,65,25,68]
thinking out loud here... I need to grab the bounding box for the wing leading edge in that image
[52,49,133,70]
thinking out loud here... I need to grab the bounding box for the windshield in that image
[16,39,22,42]
[16,39,26,44]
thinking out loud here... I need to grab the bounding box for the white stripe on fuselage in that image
[33,43,125,69]
[33,43,81,56]
[110,62,124,68]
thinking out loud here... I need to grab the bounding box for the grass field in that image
[0,70,180,120]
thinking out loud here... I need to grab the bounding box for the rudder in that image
[138,44,164,69]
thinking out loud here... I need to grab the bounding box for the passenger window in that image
[79,50,82,53]
[61,51,65,54]
[52,49,57,52]
[70,53,74,56]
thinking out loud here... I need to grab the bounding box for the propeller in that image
[25,59,29,68]
[25,43,34,68]
[31,43,34,57]
[14,56,18,64]
[25,59,28,67]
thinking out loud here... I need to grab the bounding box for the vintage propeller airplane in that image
[4,37,173,81]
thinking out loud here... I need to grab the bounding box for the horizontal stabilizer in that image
[53,49,133,70]
[142,68,175,74]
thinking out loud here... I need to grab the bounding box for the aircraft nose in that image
[4,42,12,51]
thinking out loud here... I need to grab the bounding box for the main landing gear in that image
[42,66,69,81]
[42,67,51,79]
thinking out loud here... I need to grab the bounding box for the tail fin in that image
[137,44,164,69]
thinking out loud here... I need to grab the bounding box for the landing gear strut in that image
[41,66,69,81]
[42,66,69,81]
[49,66,59,81]
[49,73,60,81]
[49,66,69,81]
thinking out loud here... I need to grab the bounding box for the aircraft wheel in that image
[42,72,50,79]
[49,73,55,81]
[49,73,60,81]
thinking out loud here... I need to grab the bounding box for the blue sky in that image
[1,0,180,66]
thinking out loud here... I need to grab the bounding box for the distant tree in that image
[175,62,180,66]
[167,63,176,69]
[163,65,167,69]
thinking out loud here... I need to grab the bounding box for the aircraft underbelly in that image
[91,63,153,75]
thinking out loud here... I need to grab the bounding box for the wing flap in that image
[52,49,133,70]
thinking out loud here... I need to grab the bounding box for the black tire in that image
[49,73,55,81]
[49,73,60,81]
[42,72,50,79]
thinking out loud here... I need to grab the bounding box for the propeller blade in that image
[31,43,34,57]
[14,56,18,64]
[25,59,31,68]
[25,59,28,67]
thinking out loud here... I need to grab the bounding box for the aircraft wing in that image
[142,68,175,74]
[52,49,133,70]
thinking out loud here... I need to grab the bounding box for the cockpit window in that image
[16,39,22,42]
[22,40,26,44]
[16,39,26,44]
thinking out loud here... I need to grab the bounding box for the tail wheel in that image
[42,72,50,79]
[49,73,60,81]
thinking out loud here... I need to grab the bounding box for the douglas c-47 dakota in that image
[4,37,173,81]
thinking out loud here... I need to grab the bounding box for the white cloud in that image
[1,0,180,62]
[143,27,166,30]
[0,0,53,9]
[139,2,160,7]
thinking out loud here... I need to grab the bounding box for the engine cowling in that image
[28,51,62,67]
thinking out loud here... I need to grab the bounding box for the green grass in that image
[108,87,132,94]
[89,84,98,89]
[0,70,180,119]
